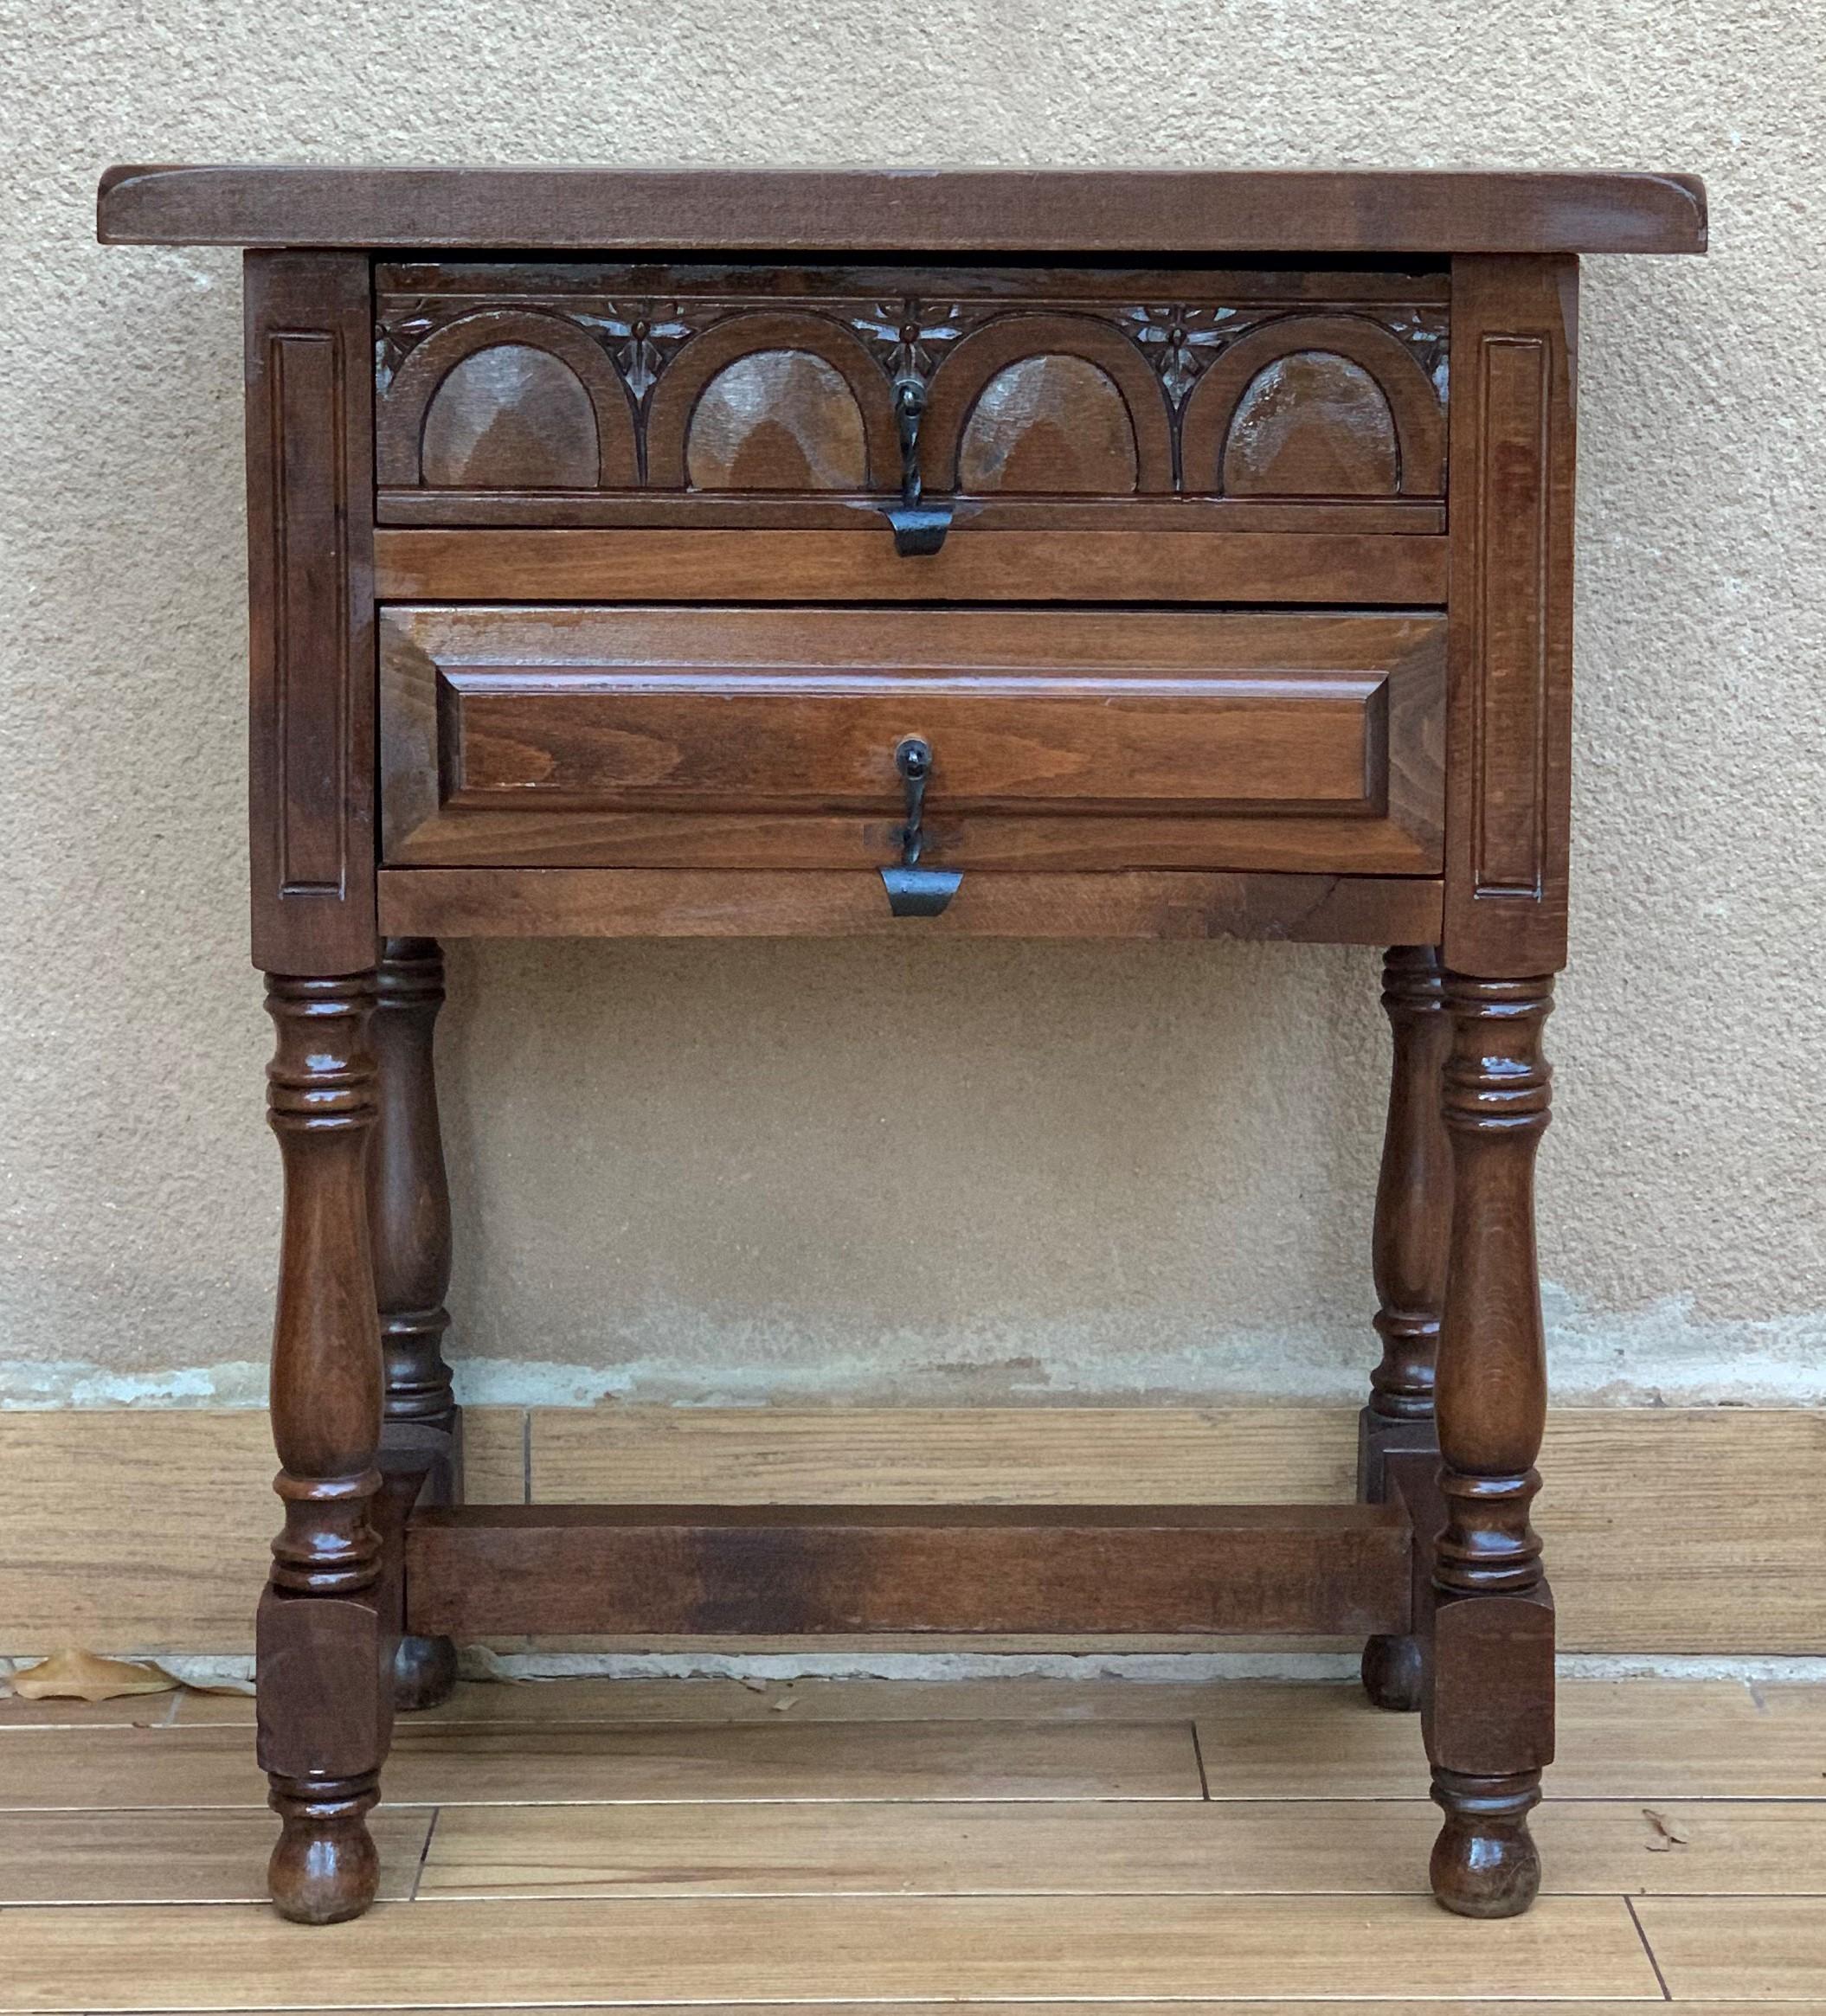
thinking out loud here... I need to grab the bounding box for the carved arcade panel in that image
[374,262,1449,526]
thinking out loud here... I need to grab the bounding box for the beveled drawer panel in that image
[381,607,1444,875]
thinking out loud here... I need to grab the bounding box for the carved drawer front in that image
[373,260,1449,606]
[380,607,1444,875]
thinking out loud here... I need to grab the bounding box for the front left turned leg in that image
[1425,973,1556,1918]
[370,937,460,1711]
[259,973,392,1924]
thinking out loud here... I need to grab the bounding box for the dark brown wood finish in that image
[105,163,1702,1924]
[377,494,1447,533]
[97,165,1707,254]
[385,258,1455,303]
[370,526,1450,606]
[256,973,391,1924]
[244,253,376,975]
[378,607,1445,875]
[376,868,1446,944]
[1442,257,1578,975]
[404,1503,1413,1640]
[1366,947,1453,1425]
[1359,944,1451,1714]
[370,260,1450,536]
[1424,973,1556,1917]
[369,937,461,1713]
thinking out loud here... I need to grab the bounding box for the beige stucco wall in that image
[2,1,1821,1415]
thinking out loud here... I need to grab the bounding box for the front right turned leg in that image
[258,973,392,1924]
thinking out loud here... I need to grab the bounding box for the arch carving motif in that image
[645,312,898,491]
[1180,315,1444,496]
[922,315,1173,495]
[378,309,640,488]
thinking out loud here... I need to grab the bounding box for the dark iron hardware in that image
[880,378,953,556]
[879,735,962,917]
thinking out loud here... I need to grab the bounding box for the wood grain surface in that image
[0,1893,1661,2009]
[95,164,1707,254]
[370,526,1450,604]
[379,607,1444,875]
[0,1674,1812,2008]
[3,1407,1821,1654]
[375,868,1447,943]
[402,1502,1412,1638]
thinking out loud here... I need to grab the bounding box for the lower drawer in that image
[379,606,1444,875]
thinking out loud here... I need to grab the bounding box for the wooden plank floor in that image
[0,1677,1823,2011]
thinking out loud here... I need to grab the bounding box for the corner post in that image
[1360,945,1450,1711]
[1424,973,1555,1916]
[1424,250,1578,1914]
[259,973,391,1923]
[244,247,386,1921]
[371,935,461,1710]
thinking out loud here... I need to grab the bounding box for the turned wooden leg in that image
[1360,946,1450,1712]
[370,937,461,1711]
[257,973,392,1924]
[1424,973,1555,1918]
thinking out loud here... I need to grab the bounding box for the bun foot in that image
[393,1631,459,1712]
[1429,1770,1542,1917]
[267,1783,381,1924]
[1361,1632,1424,1711]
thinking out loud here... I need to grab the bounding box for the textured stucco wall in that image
[2,0,1821,1412]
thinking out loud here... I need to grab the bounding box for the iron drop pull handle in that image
[880,378,953,557]
[879,736,962,918]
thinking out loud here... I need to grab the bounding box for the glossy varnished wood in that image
[1359,946,1451,1714]
[376,870,1445,943]
[371,525,1450,605]
[1424,973,1556,1917]
[1441,259,1578,975]
[378,607,1445,875]
[383,259,1456,304]
[97,164,1708,254]
[370,937,460,1714]
[103,162,1705,1929]
[257,973,391,1923]
[402,1503,1413,1640]
[372,261,1448,527]
[243,253,376,974]
[377,493,1449,534]
[1366,949,1453,1430]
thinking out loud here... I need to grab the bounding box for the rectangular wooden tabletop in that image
[95,164,1707,254]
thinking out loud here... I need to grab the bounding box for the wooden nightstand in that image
[98,163,1706,1925]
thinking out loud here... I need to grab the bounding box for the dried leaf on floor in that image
[10,1648,182,1702]
[1643,1806,1690,1852]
